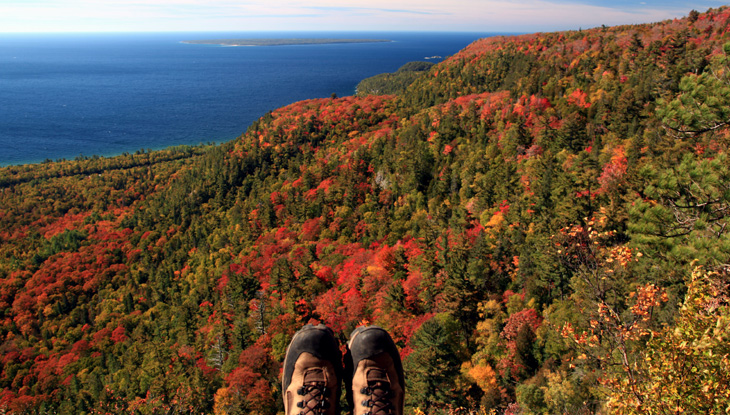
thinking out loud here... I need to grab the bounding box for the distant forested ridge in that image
[356,61,435,96]
[2,7,730,415]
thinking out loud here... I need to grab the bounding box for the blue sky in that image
[1,0,725,33]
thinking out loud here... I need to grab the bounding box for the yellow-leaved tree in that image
[604,267,730,414]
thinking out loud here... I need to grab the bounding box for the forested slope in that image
[1,7,729,414]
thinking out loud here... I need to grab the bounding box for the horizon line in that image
[0,29,522,34]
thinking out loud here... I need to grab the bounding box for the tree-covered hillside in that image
[356,61,435,96]
[1,7,729,415]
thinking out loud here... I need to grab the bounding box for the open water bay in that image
[0,31,498,166]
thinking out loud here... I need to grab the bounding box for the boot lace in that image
[360,379,395,415]
[296,381,330,415]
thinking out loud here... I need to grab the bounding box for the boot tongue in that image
[366,368,389,384]
[304,368,326,384]
[299,368,329,414]
[365,368,393,415]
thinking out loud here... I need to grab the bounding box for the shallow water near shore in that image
[0,31,500,166]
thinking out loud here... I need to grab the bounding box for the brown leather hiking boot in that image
[283,324,342,415]
[345,326,404,415]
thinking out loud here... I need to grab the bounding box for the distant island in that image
[182,38,391,47]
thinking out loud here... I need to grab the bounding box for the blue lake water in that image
[0,32,499,166]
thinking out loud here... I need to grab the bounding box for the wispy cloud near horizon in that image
[0,0,721,33]
[306,6,442,16]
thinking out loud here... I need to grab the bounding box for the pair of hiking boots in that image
[282,324,405,415]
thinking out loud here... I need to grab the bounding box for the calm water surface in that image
[0,32,499,166]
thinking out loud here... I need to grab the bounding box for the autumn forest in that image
[1,7,729,415]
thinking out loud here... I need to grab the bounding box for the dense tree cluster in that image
[356,61,435,96]
[1,7,730,414]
